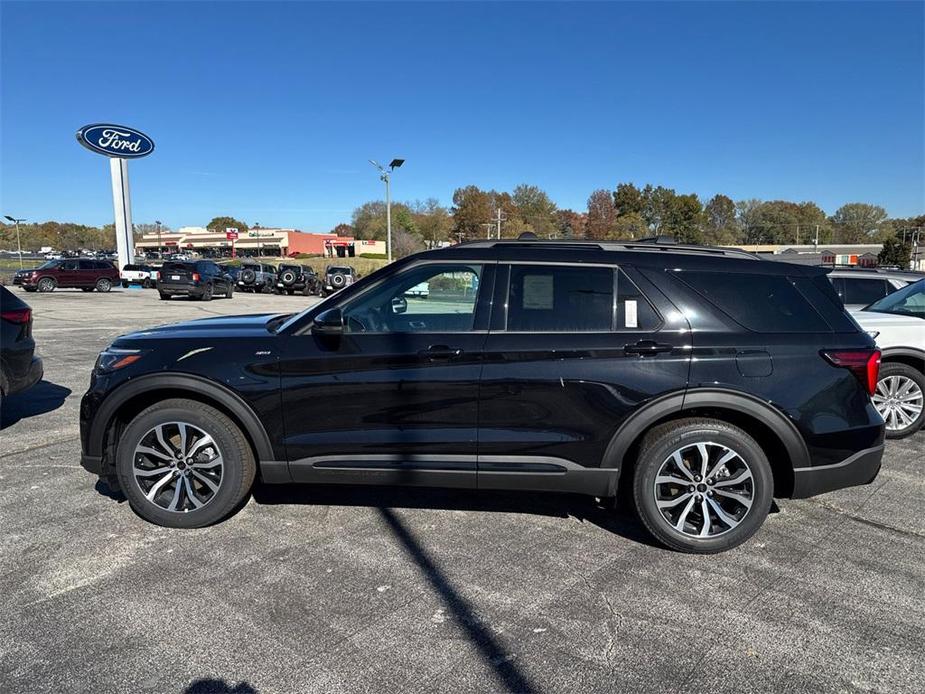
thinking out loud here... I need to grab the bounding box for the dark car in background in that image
[1,286,42,404]
[157,260,234,301]
[19,258,119,293]
[80,240,885,553]
[275,263,322,296]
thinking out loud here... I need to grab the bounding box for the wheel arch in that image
[603,388,808,498]
[90,373,274,474]
[880,347,925,374]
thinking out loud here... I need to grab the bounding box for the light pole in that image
[369,158,404,262]
[4,215,26,268]
[155,220,162,256]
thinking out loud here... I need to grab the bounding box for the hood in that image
[850,310,923,328]
[118,313,282,341]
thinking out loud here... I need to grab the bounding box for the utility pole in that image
[4,215,26,268]
[155,220,162,256]
[814,224,820,249]
[369,158,405,262]
[495,207,504,239]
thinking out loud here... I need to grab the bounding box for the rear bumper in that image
[4,355,43,396]
[791,444,884,498]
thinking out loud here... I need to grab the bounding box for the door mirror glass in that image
[391,295,408,314]
[312,308,344,335]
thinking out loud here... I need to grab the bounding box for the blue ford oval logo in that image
[76,123,155,159]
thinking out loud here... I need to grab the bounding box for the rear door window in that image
[507,265,614,332]
[677,271,830,333]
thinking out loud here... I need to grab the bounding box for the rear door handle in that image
[420,345,463,361]
[624,340,673,355]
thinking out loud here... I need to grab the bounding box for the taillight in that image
[1,308,31,324]
[822,349,881,396]
[192,272,201,282]
[156,271,161,281]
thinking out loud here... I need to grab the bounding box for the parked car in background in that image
[121,264,157,288]
[322,265,357,296]
[19,258,119,293]
[237,262,277,293]
[157,260,234,301]
[405,281,430,299]
[80,239,885,553]
[1,286,42,405]
[852,279,925,439]
[827,268,924,309]
[218,263,241,283]
[275,264,322,296]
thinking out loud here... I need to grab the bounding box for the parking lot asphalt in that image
[1,287,923,694]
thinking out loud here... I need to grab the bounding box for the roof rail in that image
[453,237,761,259]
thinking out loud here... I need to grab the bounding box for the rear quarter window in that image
[677,270,832,333]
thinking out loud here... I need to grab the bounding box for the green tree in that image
[409,198,453,247]
[878,236,912,268]
[830,203,889,243]
[451,185,494,242]
[332,223,354,237]
[511,184,557,237]
[613,183,645,217]
[703,194,738,244]
[555,209,586,239]
[206,216,249,235]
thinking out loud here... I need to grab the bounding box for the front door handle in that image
[624,340,673,355]
[420,345,463,361]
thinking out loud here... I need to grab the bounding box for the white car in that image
[405,282,430,298]
[851,279,925,438]
[120,263,156,288]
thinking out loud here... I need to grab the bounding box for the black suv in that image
[157,261,234,301]
[275,263,322,296]
[80,241,885,552]
[1,286,43,403]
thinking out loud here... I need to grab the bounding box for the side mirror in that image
[391,296,408,314]
[312,308,344,335]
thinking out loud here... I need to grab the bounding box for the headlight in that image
[96,347,145,372]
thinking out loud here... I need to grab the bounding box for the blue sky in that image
[1,1,923,232]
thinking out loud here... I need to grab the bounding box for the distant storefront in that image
[135,227,386,258]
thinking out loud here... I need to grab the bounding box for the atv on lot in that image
[275,264,322,296]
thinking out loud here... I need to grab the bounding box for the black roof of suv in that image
[80,239,884,553]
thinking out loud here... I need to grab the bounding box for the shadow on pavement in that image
[251,482,658,548]
[0,380,71,430]
[183,679,257,694]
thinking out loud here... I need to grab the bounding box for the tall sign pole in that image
[76,123,154,271]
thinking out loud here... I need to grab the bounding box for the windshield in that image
[863,279,925,319]
[37,260,58,269]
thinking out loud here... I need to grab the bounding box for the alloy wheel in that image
[873,375,924,432]
[132,422,224,512]
[653,441,754,539]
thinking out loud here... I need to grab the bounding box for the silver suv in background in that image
[828,268,925,309]
[237,262,277,293]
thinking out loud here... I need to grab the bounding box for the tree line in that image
[338,182,924,258]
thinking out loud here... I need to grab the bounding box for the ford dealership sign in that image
[76,123,155,158]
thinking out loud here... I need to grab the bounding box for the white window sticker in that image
[624,300,638,328]
[523,274,554,310]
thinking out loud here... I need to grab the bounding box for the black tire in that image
[37,277,56,293]
[115,398,256,528]
[81,287,94,292]
[301,284,312,296]
[158,291,170,300]
[201,283,213,301]
[121,280,130,288]
[240,268,256,285]
[225,282,234,299]
[23,287,37,292]
[875,362,925,439]
[280,269,297,286]
[96,277,113,292]
[631,418,773,554]
[143,278,153,289]
[330,272,346,289]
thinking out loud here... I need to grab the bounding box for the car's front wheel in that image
[632,418,773,554]
[115,398,256,528]
[37,277,56,293]
[873,363,925,439]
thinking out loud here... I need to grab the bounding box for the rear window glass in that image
[841,278,891,305]
[161,262,192,273]
[678,271,830,333]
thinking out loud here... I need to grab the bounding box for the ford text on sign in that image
[76,124,155,159]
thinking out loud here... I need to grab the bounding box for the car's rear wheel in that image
[96,277,113,292]
[121,280,130,288]
[632,418,773,553]
[873,363,925,439]
[115,398,256,528]
[225,282,234,299]
[37,277,56,293]
[143,278,153,289]
[201,283,213,301]
[158,291,170,300]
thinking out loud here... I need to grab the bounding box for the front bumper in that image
[791,444,884,498]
